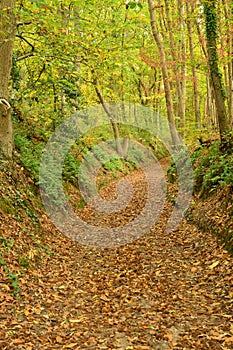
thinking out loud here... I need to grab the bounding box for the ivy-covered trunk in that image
[0,0,16,159]
[204,0,231,140]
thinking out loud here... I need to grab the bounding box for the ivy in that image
[204,0,219,71]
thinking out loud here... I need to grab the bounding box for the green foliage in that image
[14,132,44,181]
[13,111,169,212]
[0,234,14,248]
[224,225,233,255]
[63,153,81,186]
[204,0,218,38]
[167,163,177,183]
[166,146,193,194]
[118,124,168,160]
[18,256,30,268]
[105,158,136,176]
[168,134,233,197]
[0,198,15,214]
[204,0,226,99]
[127,1,143,11]
[192,141,233,195]
[220,131,233,154]
[8,273,21,295]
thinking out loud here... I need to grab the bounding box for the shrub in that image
[192,140,233,196]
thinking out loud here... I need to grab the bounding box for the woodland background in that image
[0,2,233,349]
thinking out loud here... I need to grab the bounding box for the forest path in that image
[1,169,233,350]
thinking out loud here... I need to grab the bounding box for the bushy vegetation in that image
[191,136,233,196]
[13,117,168,207]
[167,133,233,196]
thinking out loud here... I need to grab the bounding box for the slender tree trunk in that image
[196,16,208,59]
[186,1,201,128]
[205,74,217,129]
[164,0,186,131]
[148,0,180,145]
[204,0,231,139]
[155,78,161,117]
[0,0,16,159]
[93,78,128,157]
[222,0,233,126]
[228,44,233,127]
[177,0,186,130]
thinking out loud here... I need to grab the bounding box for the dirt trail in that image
[0,170,233,349]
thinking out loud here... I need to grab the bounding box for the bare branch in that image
[16,52,34,61]
[16,21,32,27]
[16,34,34,52]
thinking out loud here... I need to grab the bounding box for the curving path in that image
[0,169,233,349]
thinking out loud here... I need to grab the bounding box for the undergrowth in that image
[167,133,233,254]
[14,119,168,209]
[192,141,233,196]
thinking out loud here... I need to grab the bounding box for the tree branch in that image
[33,62,46,84]
[16,52,34,61]
[16,21,32,27]
[16,34,35,52]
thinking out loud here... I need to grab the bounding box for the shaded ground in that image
[0,168,233,349]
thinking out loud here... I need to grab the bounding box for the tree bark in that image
[164,0,186,130]
[186,1,201,128]
[177,0,187,130]
[148,0,180,146]
[0,0,16,159]
[204,0,231,139]
[205,73,217,129]
[222,0,233,127]
[93,77,129,157]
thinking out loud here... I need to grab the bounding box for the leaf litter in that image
[0,168,233,349]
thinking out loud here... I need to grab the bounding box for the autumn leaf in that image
[62,343,78,349]
[69,318,85,323]
[209,261,220,269]
[56,336,63,343]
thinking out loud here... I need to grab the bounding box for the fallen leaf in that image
[63,343,78,349]
[100,294,110,301]
[209,261,219,269]
[225,336,233,343]
[166,331,173,342]
[69,318,85,323]
[56,336,63,343]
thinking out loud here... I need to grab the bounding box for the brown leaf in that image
[63,343,78,349]
[69,318,85,323]
[225,336,233,344]
[209,261,220,269]
[56,336,63,343]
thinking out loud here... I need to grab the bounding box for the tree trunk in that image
[222,0,233,127]
[205,73,217,129]
[148,0,180,146]
[164,0,186,131]
[0,0,16,159]
[93,78,129,157]
[204,0,231,139]
[177,0,187,130]
[186,1,201,128]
